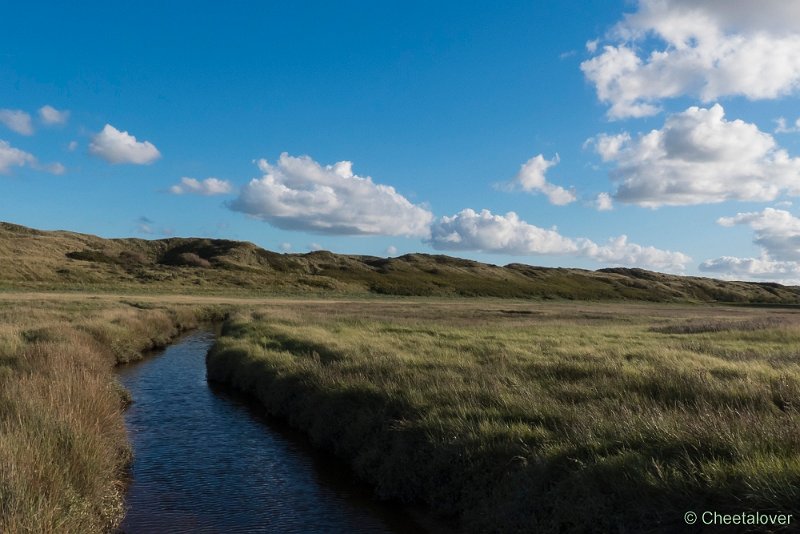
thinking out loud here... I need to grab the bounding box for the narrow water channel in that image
[117,331,424,533]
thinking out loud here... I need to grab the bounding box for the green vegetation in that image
[4,219,800,532]
[0,297,226,532]
[207,300,800,532]
[3,221,799,302]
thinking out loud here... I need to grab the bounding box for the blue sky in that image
[3,1,800,282]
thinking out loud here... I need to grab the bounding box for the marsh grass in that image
[0,298,226,533]
[207,301,800,532]
[4,294,799,533]
[650,316,788,334]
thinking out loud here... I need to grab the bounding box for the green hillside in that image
[2,221,798,303]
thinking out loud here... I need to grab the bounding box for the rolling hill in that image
[2,221,798,303]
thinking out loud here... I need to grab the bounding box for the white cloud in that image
[591,132,630,161]
[699,257,800,284]
[501,153,576,205]
[700,208,800,283]
[0,140,62,175]
[595,192,614,211]
[229,153,433,237]
[717,208,800,261]
[38,105,69,125]
[386,245,398,256]
[580,234,690,271]
[593,104,800,207]
[170,177,232,196]
[38,162,66,175]
[308,243,323,251]
[0,140,35,173]
[0,109,33,135]
[68,141,78,152]
[581,0,800,119]
[428,208,690,271]
[429,209,576,255]
[279,242,292,252]
[89,124,161,165]
[775,117,800,134]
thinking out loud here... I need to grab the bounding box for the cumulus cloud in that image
[700,208,800,282]
[0,140,36,173]
[581,0,800,119]
[501,153,576,205]
[428,208,690,271]
[594,192,614,211]
[0,140,63,175]
[775,117,800,134]
[38,105,69,125]
[430,209,576,255]
[279,242,292,252]
[229,153,433,237]
[699,257,800,283]
[386,245,398,256]
[89,124,161,164]
[718,208,800,261]
[0,109,33,135]
[592,104,800,207]
[170,177,232,196]
[581,235,691,270]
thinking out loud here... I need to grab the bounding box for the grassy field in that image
[3,292,800,532]
[0,296,226,533]
[207,300,800,532]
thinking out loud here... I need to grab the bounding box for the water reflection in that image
[117,331,424,533]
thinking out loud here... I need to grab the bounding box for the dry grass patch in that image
[0,298,226,533]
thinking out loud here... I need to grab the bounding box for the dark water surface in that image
[117,331,424,533]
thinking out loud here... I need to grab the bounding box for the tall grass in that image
[0,299,225,532]
[207,301,800,532]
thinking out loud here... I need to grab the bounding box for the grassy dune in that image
[207,300,800,532]
[4,221,800,303]
[0,297,225,533]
